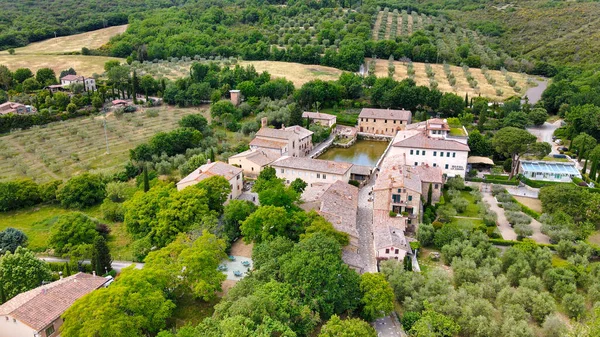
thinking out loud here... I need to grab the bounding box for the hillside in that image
[3,25,128,55]
[0,106,201,183]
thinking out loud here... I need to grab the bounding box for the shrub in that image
[389,211,397,217]
[491,185,506,196]
[451,197,469,213]
[101,199,125,222]
[483,212,498,226]
[506,211,532,226]
[445,176,465,190]
[56,173,106,209]
[348,180,360,187]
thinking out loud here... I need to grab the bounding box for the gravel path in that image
[357,179,377,273]
[482,191,517,241]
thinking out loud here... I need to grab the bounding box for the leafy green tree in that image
[503,111,530,129]
[104,60,121,72]
[140,74,156,101]
[439,93,464,117]
[241,205,291,243]
[53,92,71,111]
[565,104,600,140]
[0,179,41,211]
[409,304,460,337]
[35,68,57,86]
[107,65,130,98]
[434,223,463,248]
[359,273,395,321]
[0,247,52,301]
[56,173,106,208]
[49,212,99,255]
[211,100,238,119]
[528,108,549,126]
[0,65,12,90]
[252,166,280,192]
[0,228,27,253]
[319,315,377,337]
[91,236,112,276]
[223,200,257,243]
[60,267,175,337]
[492,127,550,178]
[13,68,33,83]
[144,232,226,300]
[289,102,303,127]
[195,175,230,214]
[153,185,211,247]
[290,178,308,194]
[280,232,361,318]
[124,183,174,239]
[179,114,209,134]
[301,213,350,247]
[563,292,585,319]
[467,130,493,157]
[572,132,597,161]
[21,77,40,93]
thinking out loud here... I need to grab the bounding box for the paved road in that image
[374,315,405,337]
[526,120,562,154]
[357,179,378,273]
[522,79,548,105]
[40,257,144,272]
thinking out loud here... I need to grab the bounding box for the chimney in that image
[207,159,211,164]
[261,117,268,128]
[93,271,96,276]
[281,124,285,129]
[59,271,63,280]
[229,90,241,106]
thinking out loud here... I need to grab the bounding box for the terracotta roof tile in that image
[272,156,353,175]
[303,111,336,120]
[177,161,242,186]
[0,273,108,331]
[392,132,470,151]
[359,108,412,121]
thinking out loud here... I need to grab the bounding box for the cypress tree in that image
[465,93,469,107]
[132,70,138,104]
[427,183,433,207]
[209,148,215,162]
[583,157,589,175]
[143,165,150,192]
[62,262,70,277]
[91,236,112,276]
[590,160,598,182]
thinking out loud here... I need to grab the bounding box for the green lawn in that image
[0,204,133,259]
[449,127,466,136]
[320,108,359,126]
[170,293,219,329]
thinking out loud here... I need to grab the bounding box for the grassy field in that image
[0,106,203,183]
[0,54,122,77]
[2,25,128,55]
[0,204,133,259]
[371,58,533,100]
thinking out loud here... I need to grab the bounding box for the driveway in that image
[522,79,548,105]
[526,120,562,154]
[39,257,144,272]
[374,315,405,337]
[357,179,378,273]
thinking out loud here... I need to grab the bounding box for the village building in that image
[60,75,96,92]
[0,272,109,337]
[176,160,243,201]
[0,102,34,115]
[271,156,353,185]
[249,118,313,157]
[373,155,443,225]
[519,160,581,182]
[228,149,279,178]
[373,210,411,261]
[387,118,470,178]
[302,111,336,128]
[318,181,364,272]
[357,108,412,136]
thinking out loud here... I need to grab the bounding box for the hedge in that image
[489,238,556,250]
[518,175,573,188]
[466,177,520,186]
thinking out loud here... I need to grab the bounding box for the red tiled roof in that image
[393,132,470,151]
[0,273,108,331]
[359,108,412,121]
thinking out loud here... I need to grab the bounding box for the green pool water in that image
[317,139,389,167]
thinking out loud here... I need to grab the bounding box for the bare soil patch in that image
[230,239,253,258]
[513,196,543,213]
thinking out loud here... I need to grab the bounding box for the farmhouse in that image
[0,273,109,337]
[176,160,243,201]
[318,181,364,272]
[60,75,96,92]
[358,108,412,136]
[0,102,33,115]
[519,160,581,182]
[228,149,279,177]
[249,118,314,157]
[271,156,353,185]
[387,118,470,178]
[302,111,336,128]
[373,155,443,225]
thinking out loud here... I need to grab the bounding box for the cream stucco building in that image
[176,161,244,201]
[358,108,412,136]
[387,119,470,178]
[271,156,353,185]
[302,111,337,128]
[228,149,279,178]
[0,273,109,337]
[249,118,314,157]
